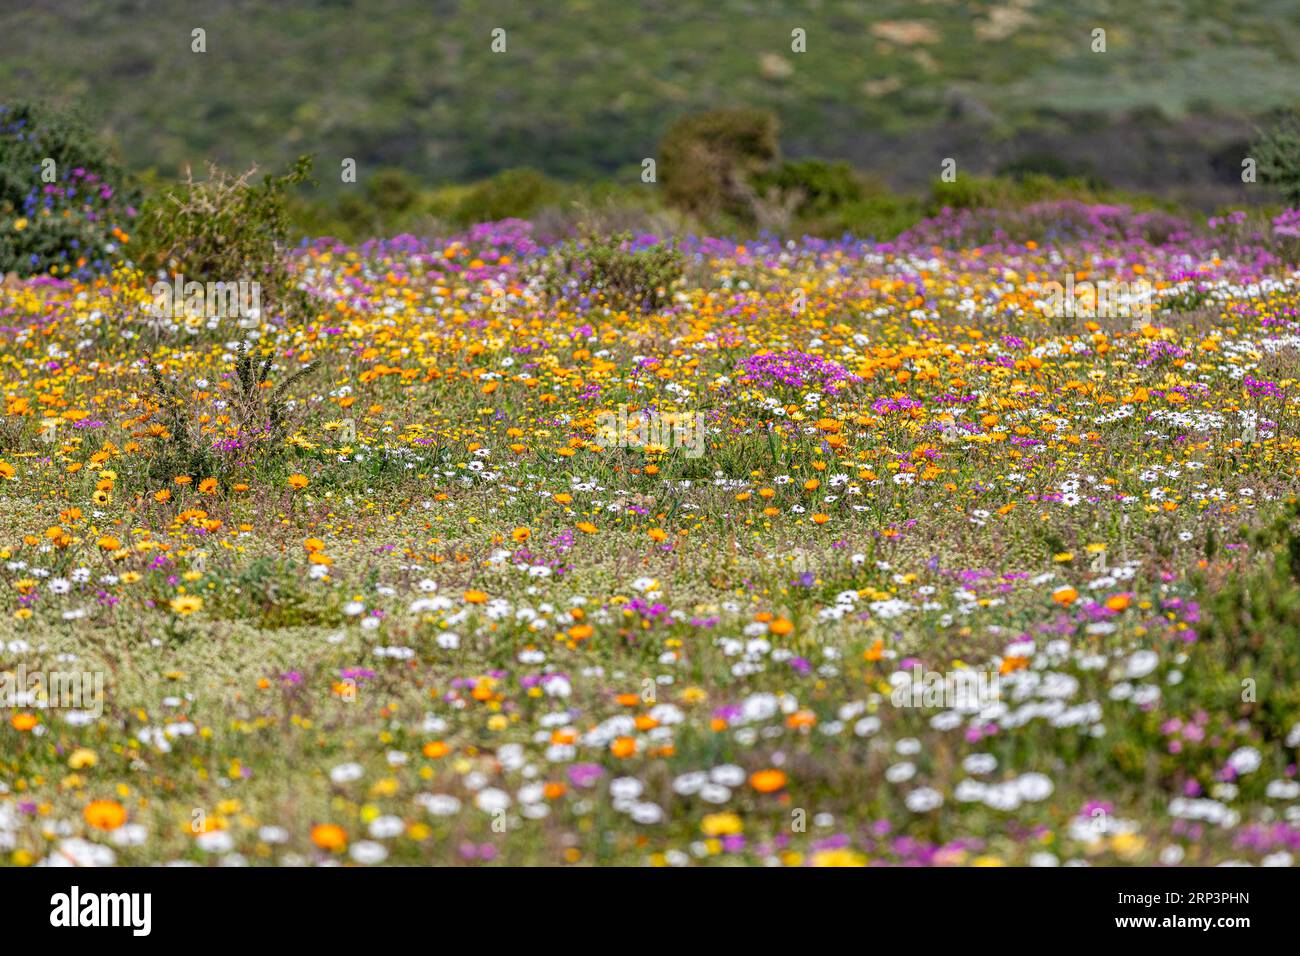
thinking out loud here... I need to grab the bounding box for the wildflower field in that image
[3,203,1300,868]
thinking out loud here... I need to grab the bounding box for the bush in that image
[1193,502,1300,744]
[365,167,420,216]
[452,168,559,225]
[660,108,780,222]
[136,341,318,491]
[751,160,924,238]
[136,156,314,316]
[534,232,683,313]
[752,159,864,217]
[0,102,139,279]
[1252,111,1300,206]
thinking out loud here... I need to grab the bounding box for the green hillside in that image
[3,0,1300,197]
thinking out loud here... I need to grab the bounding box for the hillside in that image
[3,0,1299,201]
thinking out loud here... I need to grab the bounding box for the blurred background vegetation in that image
[3,1,1300,249]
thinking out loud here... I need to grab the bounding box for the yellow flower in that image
[1110,832,1146,860]
[68,748,98,769]
[700,812,743,837]
[169,595,203,615]
[13,218,27,232]
[810,848,868,867]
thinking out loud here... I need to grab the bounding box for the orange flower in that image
[1105,594,1131,612]
[785,710,817,729]
[287,474,310,489]
[769,617,794,636]
[153,489,171,503]
[422,741,450,759]
[1000,656,1030,675]
[576,521,598,534]
[11,712,39,731]
[198,478,218,494]
[750,769,788,793]
[463,589,488,604]
[1051,586,1079,606]
[83,800,127,831]
[311,823,347,851]
[96,535,120,551]
[610,737,637,758]
[863,639,885,662]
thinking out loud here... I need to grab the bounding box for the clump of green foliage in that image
[448,168,561,225]
[1252,111,1300,206]
[1195,501,1300,743]
[751,158,923,238]
[0,101,139,279]
[136,156,314,316]
[137,341,318,490]
[319,167,424,238]
[660,108,779,222]
[535,232,683,312]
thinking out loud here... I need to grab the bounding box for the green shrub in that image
[1194,501,1300,743]
[752,159,864,218]
[452,168,559,225]
[535,232,683,313]
[748,161,925,238]
[1252,111,1300,206]
[136,156,314,315]
[365,167,420,216]
[825,191,925,240]
[0,102,139,279]
[137,341,318,490]
[660,108,779,222]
